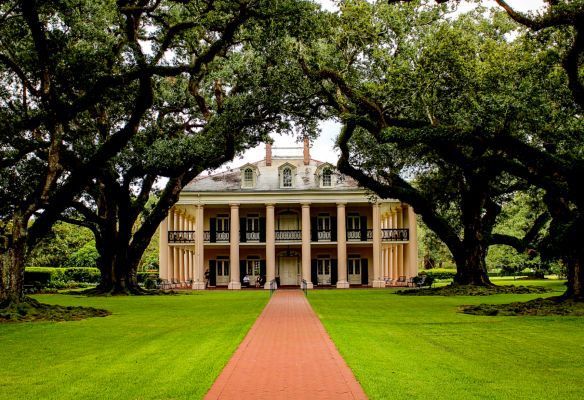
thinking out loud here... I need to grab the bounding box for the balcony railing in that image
[168,231,195,243]
[275,230,302,241]
[216,231,230,242]
[246,231,260,241]
[169,227,409,244]
[382,228,409,241]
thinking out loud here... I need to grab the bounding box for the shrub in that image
[137,271,159,283]
[144,277,161,290]
[64,242,99,268]
[63,268,100,283]
[421,269,456,280]
[24,267,100,288]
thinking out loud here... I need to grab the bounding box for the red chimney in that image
[303,137,310,165]
[265,143,272,166]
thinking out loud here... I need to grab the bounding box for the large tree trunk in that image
[0,214,28,308]
[564,256,584,301]
[453,242,492,286]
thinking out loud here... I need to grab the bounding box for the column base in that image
[264,281,276,290]
[228,282,241,290]
[305,282,314,289]
[372,279,386,288]
[336,281,350,289]
[192,281,206,290]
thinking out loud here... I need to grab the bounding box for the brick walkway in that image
[204,290,367,400]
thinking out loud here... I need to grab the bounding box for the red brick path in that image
[204,290,367,400]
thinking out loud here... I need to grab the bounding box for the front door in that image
[246,258,261,286]
[216,259,230,286]
[317,258,332,285]
[279,256,298,285]
[348,258,361,284]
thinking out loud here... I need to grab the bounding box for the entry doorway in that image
[216,257,230,286]
[278,255,299,286]
[348,257,361,284]
[317,258,332,285]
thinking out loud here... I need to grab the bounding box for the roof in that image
[183,157,362,192]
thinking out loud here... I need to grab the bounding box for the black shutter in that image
[331,217,337,241]
[311,217,317,241]
[240,260,246,285]
[260,260,266,278]
[360,216,367,241]
[331,259,338,285]
[209,260,216,286]
[210,218,217,242]
[361,258,369,285]
[311,259,318,286]
[240,217,247,242]
[259,217,266,242]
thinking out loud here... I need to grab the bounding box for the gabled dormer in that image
[315,163,336,188]
[278,162,297,188]
[240,163,259,189]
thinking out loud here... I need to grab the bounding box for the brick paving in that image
[204,290,367,400]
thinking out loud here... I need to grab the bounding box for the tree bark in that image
[453,242,492,286]
[0,214,28,308]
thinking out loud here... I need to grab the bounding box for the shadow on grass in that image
[0,297,110,323]
[460,297,584,316]
[396,284,552,296]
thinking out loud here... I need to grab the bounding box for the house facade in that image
[158,140,419,289]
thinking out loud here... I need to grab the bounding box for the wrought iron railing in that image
[381,228,409,241]
[317,230,331,241]
[246,231,260,241]
[275,230,302,241]
[347,229,362,240]
[203,231,210,241]
[168,231,195,243]
[269,279,277,296]
[216,231,230,242]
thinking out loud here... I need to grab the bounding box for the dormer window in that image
[322,168,332,187]
[240,163,258,188]
[316,163,336,188]
[282,167,292,187]
[243,168,253,187]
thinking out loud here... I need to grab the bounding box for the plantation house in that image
[158,140,418,289]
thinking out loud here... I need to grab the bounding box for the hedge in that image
[25,267,100,287]
[419,269,456,280]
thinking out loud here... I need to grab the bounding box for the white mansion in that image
[158,140,419,289]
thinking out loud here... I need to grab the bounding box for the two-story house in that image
[158,139,418,289]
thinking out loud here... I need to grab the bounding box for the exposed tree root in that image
[397,284,551,296]
[0,297,110,323]
[460,296,584,316]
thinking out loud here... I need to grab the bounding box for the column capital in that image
[229,203,240,208]
[336,202,347,207]
[301,202,311,208]
[265,202,275,208]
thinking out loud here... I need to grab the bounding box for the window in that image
[282,167,292,187]
[243,168,254,187]
[246,256,261,276]
[246,214,259,232]
[322,168,332,187]
[348,258,361,275]
[317,214,331,231]
[347,214,360,230]
[217,258,230,276]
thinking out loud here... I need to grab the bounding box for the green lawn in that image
[0,291,268,400]
[308,281,584,400]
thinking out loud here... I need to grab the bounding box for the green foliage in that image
[25,223,94,268]
[419,269,455,280]
[64,241,99,269]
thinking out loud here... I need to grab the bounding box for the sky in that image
[218,0,546,172]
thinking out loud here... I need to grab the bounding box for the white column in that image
[264,203,276,289]
[173,210,180,283]
[405,205,418,278]
[336,203,349,288]
[159,217,168,281]
[193,205,206,289]
[228,203,241,289]
[397,207,404,278]
[301,203,313,288]
[178,213,185,284]
[372,203,384,287]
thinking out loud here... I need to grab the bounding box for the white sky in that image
[218,0,546,172]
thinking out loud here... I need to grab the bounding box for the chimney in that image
[303,136,310,165]
[265,143,272,166]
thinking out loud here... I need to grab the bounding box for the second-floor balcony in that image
[168,228,410,244]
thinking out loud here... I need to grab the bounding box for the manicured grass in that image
[0,291,268,400]
[308,281,584,400]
